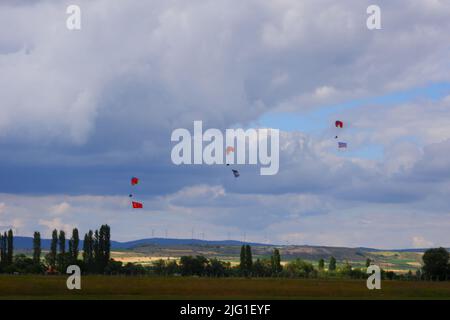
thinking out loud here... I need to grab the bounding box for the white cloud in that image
[38,218,74,234]
[50,202,71,215]
[1,0,450,145]
[1,1,450,248]
[412,236,434,249]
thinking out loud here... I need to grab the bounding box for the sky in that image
[1,0,450,248]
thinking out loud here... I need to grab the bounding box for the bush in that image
[285,259,316,278]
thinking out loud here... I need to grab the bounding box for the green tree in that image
[104,225,111,262]
[340,261,353,277]
[318,258,325,270]
[329,256,337,271]
[253,259,272,277]
[33,231,41,264]
[94,225,111,273]
[57,230,66,272]
[166,260,180,275]
[69,228,79,264]
[100,224,111,269]
[285,259,316,278]
[179,256,208,276]
[7,229,13,265]
[99,227,105,268]
[239,245,246,272]
[0,233,6,266]
[82,233,89,263]
[48,229,58,269]
[271,249,282,275]
[83,230,95,271]
[422,247,449,281]
[245,245,253,274]
[104,260,123,275]
[93,229,100,271]
[207,258,229,277]
[152,259,167,275]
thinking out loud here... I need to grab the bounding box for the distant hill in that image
[13,236,449,270]
[11,236,449,254]
[12,236,267,250]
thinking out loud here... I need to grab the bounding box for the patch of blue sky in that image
[257,82,450,134]
[335,144,384,161]
[256,82,449,161]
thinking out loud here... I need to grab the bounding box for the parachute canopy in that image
[132,201,143,209]
[131,177,139,186]
[226,146,235,155]
[335,121,343,128]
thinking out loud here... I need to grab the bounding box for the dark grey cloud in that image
[1,1,450,247]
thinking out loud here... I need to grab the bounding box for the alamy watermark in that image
[171,121,279,175]
[367,5,381,30]
[66,265,81,290]
[366,264,381,290]
[66,5,81,30]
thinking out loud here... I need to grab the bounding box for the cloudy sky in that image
[1,0,450,248]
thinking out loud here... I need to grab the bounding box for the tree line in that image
[0,226,111,274]
[0,227,449,281]
[109,245,450,281]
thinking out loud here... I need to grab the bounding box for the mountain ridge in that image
[10,236,447,252]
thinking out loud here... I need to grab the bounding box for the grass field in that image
[0,275,449,299]
[109,247,426,273]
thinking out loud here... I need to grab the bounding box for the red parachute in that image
[226,146,235,155]
[132,201,143,209]
[335,121,343,128]
[131,177,139,186]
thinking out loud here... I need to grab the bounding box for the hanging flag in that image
[338,142,347,148]
[132,201,143,209]
[131,177,139,186]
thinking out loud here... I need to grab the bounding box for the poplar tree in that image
[271,249,282,274]
[0,233,5,266]
[82,233,89,263]
[33,231,41,264]
[94,229,100,271]
[49,229,58,269]
[57,230,66,272]
[245,245,253,273]
[103,225,111,263]
[83,230,95,271]
[7,229,13,265]
[240,245,246,272]
[69,228,79,263]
